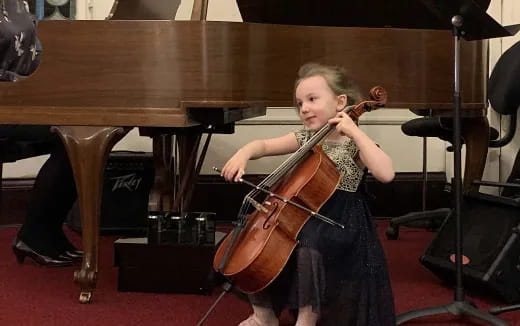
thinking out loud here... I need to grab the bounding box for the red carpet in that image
[0,222,519,326]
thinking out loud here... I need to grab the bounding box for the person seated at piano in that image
[221,62,396,326]
[0,0,81,267]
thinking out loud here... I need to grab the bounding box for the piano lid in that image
[107,0,181,20]
[237,0,490,29]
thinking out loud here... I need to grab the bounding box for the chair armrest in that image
[466,190,520,207]
[473,180,520,189]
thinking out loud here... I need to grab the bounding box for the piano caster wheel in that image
[79,291,92,303]
[386,225,399,240]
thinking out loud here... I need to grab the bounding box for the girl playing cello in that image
[221,62,396,326]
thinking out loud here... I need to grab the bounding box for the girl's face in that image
[295,75,346,130]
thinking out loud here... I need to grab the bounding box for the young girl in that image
[221,63,396,326]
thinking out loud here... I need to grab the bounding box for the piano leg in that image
[52,126,126,303]
[461,116,489,193]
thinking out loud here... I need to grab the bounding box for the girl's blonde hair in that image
[295,62,361,106]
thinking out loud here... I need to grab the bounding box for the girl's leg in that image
[238,304,279,326]
[252,304,279,325]
[295,305,319,326]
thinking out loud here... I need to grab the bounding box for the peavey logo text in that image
[111,173,142,192]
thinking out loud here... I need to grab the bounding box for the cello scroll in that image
[346,86,388,121]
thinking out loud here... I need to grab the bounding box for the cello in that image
[213,86,388,293]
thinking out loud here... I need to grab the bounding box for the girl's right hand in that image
[221,150,249,182]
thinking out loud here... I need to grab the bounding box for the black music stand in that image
[397,1,520,325]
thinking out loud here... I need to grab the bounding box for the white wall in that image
[10,0,518,179]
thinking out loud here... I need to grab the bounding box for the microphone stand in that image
[397,21,507,326]
[398,0,519,323]
[397,16,507,326]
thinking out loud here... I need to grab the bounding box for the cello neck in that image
[260,104,356,188]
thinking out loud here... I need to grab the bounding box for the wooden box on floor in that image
[114,232,225,294]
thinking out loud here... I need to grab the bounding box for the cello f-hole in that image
[263,202,279,229]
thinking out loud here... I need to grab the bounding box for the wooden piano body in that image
[0,21,486,112]
[0,3,489,302]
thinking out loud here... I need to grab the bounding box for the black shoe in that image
[12,239,74,267]
[54,230,83,261]
[62,249,83,261]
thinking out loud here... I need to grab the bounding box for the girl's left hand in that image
[328,112,358,138]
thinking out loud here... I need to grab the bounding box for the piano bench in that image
[0,138,54,164]
[0,139,54,208]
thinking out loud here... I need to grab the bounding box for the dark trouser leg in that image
[17,139,77,257]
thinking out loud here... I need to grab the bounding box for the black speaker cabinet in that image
[67,151,154,235]
[421,193,520,303]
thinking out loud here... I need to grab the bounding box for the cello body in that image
[213,146,340,293]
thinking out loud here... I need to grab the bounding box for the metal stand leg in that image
[490,304,520,316]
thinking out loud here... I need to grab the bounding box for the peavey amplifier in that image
[67,151,154,235]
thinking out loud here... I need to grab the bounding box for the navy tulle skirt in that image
[248,189,396,325]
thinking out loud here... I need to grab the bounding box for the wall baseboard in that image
[191,172,449,220]
[0,172,449,226]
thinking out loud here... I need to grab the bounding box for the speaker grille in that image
[421,193,520,302]
[425,195,519,272]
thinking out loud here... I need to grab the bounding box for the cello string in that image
[233,104,357,221]
[261,104,356,188]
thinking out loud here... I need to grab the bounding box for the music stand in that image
[397,1,520,325]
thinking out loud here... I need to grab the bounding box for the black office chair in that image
[385,114,500,240]
[482,40,520,316]
[386,40,520,240]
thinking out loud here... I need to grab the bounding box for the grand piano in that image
[0,0,489,302]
